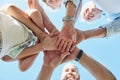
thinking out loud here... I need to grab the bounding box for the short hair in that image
[42,0,46,2]
[61,63,80,80]
[80,1,95,22]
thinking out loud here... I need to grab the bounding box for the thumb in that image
[59,52,70,63]
[72,32,77,42]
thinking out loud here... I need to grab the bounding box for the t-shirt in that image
[0,12,36,59]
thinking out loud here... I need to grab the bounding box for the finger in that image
[50,29,59,37]
[49,29,55,37]
[58,40,65,50]
[72,34,77,43]
[61,41,68,52]
[70,44,76,52]
[66,41,73,52]
[56,37,62,47]
[62,55,72,63]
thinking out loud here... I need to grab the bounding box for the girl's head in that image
[81,1,103,22]
[42,0,62,9]
[61,63,80,80]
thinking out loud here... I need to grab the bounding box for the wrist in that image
[75,49,84,62]
[63,16,75,25]
[42,64,55,70]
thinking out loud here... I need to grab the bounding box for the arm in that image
[37,51,69,80]
[27,0,59,35]
[75,27,106,44]
[79,53,116,80]
[56,0,77,52]
[63,48,116,80]
[76,18,120,44]
[5,5,46,40]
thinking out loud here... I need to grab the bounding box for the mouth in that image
[65,74,75,80]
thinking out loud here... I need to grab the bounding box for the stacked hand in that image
[56,23,77,52]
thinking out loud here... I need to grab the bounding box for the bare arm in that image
[63,48,116,80]
[56,1,77,52]
[27,0,59,34]
[37,51,69,80]
[5,5,47,40]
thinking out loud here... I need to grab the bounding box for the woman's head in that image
[61,63,80,80]
[81,1,103,22]
[42,0,62,9]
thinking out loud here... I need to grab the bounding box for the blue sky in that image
[0,0,120,80]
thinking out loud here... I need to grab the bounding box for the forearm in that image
[19,54,38,71]
[37,65,54,80]
[79,53,116,80]
[29,0,58,33]
[17,43,43,59]
[63,1,76,25]
[83,27,106,40]
[6,5,46,39]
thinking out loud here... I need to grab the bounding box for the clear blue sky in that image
[0,0,120,80]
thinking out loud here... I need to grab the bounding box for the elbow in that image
[19,64,28,72]
[5,5,16,12]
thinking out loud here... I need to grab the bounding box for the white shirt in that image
[0,12,35,59]
[93,0,120,14]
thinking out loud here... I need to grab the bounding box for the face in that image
[82,2,102,22]
[62,64,79,80]
[45,0,62,9]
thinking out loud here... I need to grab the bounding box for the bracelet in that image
[75,50,83,61]
[62,16,75,22]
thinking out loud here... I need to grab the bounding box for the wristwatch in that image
[62,16,75,22]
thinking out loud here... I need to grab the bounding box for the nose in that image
[67,70,72,74]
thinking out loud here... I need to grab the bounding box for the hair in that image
[42,0,46,2]
[41,0,62,10]
[80,1,96,22]
[61,63,80,80]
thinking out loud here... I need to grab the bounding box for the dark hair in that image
[42,0,46,2]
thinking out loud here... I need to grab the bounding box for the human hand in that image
[57,23,77,52]
[62,47,80,63]
[41,36,57,51]
[27,0,39,9]
[49,28,60,37]
[43,50,70,68]
[75,29,86,44]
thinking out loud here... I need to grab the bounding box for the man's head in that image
[81,1,103,22]
[61,63,80,80]
[42,0,62,9]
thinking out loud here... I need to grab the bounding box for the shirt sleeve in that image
[101,18,120,37]
[64,0,80,9]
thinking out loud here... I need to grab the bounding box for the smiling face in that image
[61,63,80,80]
[43,0,62,9]
[81,1,102,22]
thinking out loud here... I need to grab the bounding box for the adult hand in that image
[57,23,77,52]
[62,47,80,63]
[43,50,70,68]
[49,28,60,37]
[41,36,57,51]
[27,0,39,9]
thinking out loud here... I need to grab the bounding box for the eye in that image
[72,69,76,72]
[85,8,89,13]
[65,69,69,72]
